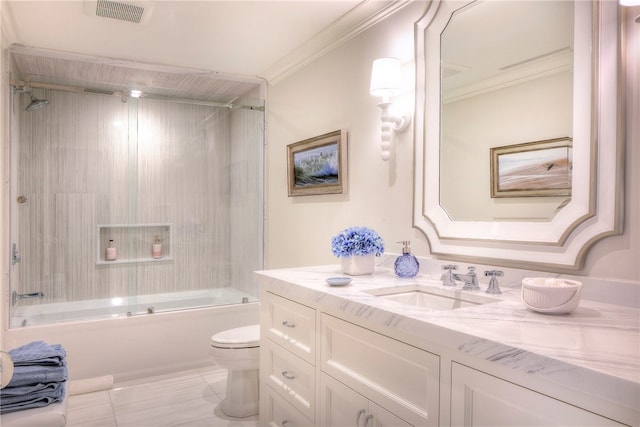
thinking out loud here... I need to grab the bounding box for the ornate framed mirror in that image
[413,0,623,270]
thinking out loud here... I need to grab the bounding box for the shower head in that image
[25,90,49,112]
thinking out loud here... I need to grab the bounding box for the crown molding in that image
[261,0,412,84]
[1,0,19,47]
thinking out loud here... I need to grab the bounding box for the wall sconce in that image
[370,57,411,161]
[619,0,640,23]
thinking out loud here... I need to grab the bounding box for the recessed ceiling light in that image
[129,89,142,98]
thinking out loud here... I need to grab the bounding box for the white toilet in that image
[209,324,260,418]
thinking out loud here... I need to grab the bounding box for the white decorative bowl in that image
[521,278,582,314]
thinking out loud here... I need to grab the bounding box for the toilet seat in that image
[210,324,260,349]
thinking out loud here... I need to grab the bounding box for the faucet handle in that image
[484,270,504,295]
[441,264,458,287]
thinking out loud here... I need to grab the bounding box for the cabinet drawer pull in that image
[356,409,366,426]
[282,320,296,328]
[364,414,374,427]
[281,371,296,380]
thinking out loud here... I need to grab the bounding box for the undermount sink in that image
[363,284,499,311]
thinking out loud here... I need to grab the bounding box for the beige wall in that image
[265,3,639,285]
[266,3,425,269]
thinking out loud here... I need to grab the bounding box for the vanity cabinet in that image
[261,292,317,425]
[260,292,440,427]
[258,268,638,427]
[450,363,626,426]
[260,284,634,427]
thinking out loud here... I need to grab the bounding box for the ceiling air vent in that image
[84,0,152,24]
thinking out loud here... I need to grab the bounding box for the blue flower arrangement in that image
[331,226,385,258]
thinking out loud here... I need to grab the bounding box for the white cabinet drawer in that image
[264,385,314,427]
[263,338,316,421]
[321,314,439,426]
[263,292,316,363]
[451,363,627,426]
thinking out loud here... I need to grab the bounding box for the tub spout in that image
[12,291,45,306]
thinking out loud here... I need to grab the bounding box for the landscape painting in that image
[287,130,347,196]
[491,137,572,198]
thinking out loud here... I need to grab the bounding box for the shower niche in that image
[97,224,173,264]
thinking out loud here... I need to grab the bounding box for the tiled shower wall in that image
[11,88,263,303]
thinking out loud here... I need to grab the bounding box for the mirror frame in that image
[413,0,623,270]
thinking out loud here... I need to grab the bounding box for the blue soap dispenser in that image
[394,241,419,278]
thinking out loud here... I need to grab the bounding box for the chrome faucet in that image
[484,270,504,294]
[441,264,458,287]
[12,291,45,306]
[454,266,480,290]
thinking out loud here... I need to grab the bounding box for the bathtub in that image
[3,289,260,382]
[10,288,257,327]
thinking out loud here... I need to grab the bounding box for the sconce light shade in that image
[370,57,411,161]
[370,57,402,101]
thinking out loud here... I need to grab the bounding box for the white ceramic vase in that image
[340,253,375,276]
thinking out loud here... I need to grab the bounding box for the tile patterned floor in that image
[66,367,258,427]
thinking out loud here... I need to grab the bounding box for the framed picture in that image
[490,137,572,198]
[287,129,347,197]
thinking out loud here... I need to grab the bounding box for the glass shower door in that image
[9,87,140,326]
[8,61,264,327]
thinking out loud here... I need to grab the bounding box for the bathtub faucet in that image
[12,291,45,306]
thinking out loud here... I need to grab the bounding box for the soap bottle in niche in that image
[152,236,162,259]
[106,239,117,261]
[394,241,419,278]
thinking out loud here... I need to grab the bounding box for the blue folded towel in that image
[0,382,66,414]
[6,362,68,388]
[1,381,64,405]
[0,382,57,397]
[1,341,68,415]
[8,341,66,367]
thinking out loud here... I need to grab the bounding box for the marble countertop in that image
[255,264,640,419]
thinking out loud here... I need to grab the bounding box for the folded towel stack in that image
[1,341,68,414]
